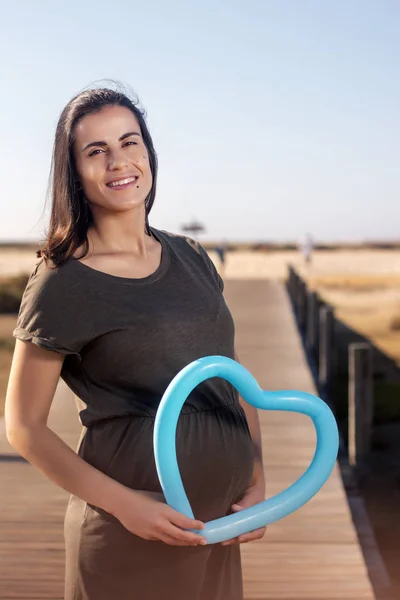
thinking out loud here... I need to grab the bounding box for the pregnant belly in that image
[79,403,255,522]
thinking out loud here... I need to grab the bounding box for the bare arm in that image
[5,340,206,546]
[5,340,128,513]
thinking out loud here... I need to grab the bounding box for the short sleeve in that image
[13,259,89,358]
[188,239,224,292]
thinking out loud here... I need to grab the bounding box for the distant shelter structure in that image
[180,219,206,238]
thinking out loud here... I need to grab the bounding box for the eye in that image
[88,149,104,157]
[124,141,138,146]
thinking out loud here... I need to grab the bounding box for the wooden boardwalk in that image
[0,279,376,599]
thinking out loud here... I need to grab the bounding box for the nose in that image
[107,148,128,170]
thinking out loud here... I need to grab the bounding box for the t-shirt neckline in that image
[70,227,170,285]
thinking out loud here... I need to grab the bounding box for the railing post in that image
[288,265,295,298]
[292,272,297,309]
[319,306,334,396]
[290,267,299,312]
[298,279,307,331]
[288,266,297,304]
[348,343,373,473]
[306,291,319,359]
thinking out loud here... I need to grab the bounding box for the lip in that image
[106,175,139,190]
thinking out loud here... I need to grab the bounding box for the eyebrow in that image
[81,131,140,152]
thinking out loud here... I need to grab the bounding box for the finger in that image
[237,527,267,544]
[231,502,251,512]
[164,522,207,546]
[169,509,205,531]
[221,537,240,546]
[221,526,267,546]
[159,528,206,546]
[158,533,193,546]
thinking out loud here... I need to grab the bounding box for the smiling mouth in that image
[106,176,139,189]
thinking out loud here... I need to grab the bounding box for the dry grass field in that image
[305,273,400,367]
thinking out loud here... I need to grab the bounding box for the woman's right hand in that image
[112,489,208,546]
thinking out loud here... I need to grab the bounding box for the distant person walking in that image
[215,240,227,277]
[300,234,314,266]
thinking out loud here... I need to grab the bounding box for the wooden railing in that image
[287,265,373,476]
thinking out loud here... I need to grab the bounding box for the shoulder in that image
[14,257,91,357]
[154,228,204,256]
[22,256,80,304]
[154,228,224,292]
[24,258,60,293]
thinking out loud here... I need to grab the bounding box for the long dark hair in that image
[37,82,158,267]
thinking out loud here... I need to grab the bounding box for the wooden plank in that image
[0,381,78,599]
[0,280,377,599]
[224,280,375,599]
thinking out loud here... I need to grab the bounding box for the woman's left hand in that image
[221,479,267,546]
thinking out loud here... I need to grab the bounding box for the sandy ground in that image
[2,246,400,278]
[9,245,400,357]
[3,247,400,364]
[3,246,400,367]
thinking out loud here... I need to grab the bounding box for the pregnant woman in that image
[5,84,266,600]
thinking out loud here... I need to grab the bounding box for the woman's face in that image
[73,105,153,214]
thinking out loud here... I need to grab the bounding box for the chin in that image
[108,197,147,211]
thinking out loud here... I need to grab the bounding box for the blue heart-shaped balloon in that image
[154,356,339,545]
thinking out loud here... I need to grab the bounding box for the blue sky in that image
[1,0,399,242]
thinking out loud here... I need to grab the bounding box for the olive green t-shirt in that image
[13,227,238,426]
